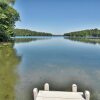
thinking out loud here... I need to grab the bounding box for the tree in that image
[0,0,20,42]
[14,29,52,36]
[0,0,15,5]
[64,29,100,38]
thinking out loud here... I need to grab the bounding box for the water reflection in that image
[12,36,52,43]
[0,43,21,100]
[64,37,100,45]
[14,37,100,100]
[15,66,99,100]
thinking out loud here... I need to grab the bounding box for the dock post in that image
[85,90,90,100]
[33,88,38,100]
[44,83,49,91]
[72,84,77,92]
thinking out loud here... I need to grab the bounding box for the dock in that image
[33,83,90,100]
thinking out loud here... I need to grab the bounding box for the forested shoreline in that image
[14,29,52,36]
[0,0,100,42]
[64,29,100,37]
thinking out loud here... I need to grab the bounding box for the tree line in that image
[0,0,20,42]
[14,29,52,36]
[64,29,100,37]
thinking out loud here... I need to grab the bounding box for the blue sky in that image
[14,0,100,35]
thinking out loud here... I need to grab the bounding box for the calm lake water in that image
[1,36,100,100]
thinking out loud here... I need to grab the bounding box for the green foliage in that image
[64,28,100,37]
[14,29,52,36]
[0,1,20,42]
[0,0,15,5]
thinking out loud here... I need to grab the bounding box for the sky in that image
[14,0,100,35]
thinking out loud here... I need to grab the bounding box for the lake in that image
[0,36,100,100]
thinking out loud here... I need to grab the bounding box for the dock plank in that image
[36,91,85,100]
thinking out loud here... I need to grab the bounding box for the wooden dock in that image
[33,83,90,100]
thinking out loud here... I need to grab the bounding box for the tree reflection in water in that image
[64,37,100,45]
